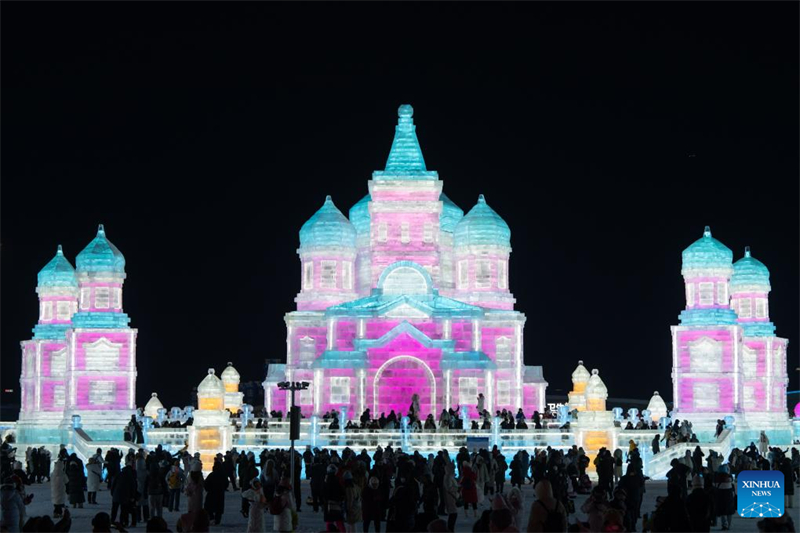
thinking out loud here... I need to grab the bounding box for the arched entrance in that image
[373,356,436,418]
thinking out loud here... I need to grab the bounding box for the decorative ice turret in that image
[220,362,244,414]
[189,369,233,472]
[679,226,736,326]
[296,196,358,311]
[731,247,774,336]
[585,369,608,412]
[568,361,591,411]
[452,195,515,309]
[438,193,464,291]
[62,225,137,436]
[144,393,164,419]
[646,391,668,422]
[18,245,78,433]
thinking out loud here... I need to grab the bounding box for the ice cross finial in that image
[57,244,64,255]
[478,194,486,204]
[98,224,106,236]
[744,246,751,258]
[703,226,711,238]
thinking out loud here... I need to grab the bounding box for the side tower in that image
[18,245,78,442]
[451,195,515,310]
[62,225,137,438]
[671,226,741,439]
[730,247,791,443]
[295,196,358,311]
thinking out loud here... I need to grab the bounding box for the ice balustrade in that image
[642,428,734,480]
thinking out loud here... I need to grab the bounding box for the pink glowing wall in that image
[73,331,132,371]
[677,378,735,412]
[74,375,130,410]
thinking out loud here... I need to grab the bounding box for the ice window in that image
[716,282,728,305]
[304,262,314,291]
[298,337,316,362]
[50,348,67,378]
[693,382,719,410]
[742,385,756,409]
[698,283,714,306]
[320,261,337,289]
[56,301,72,321]
[742,345,757,378]
[41,302,53,321]
[686,284,695,307]
[458,377,478,407]
[423,223,434,243]
[110,288,121,310]
[89,381,116,405]
[738,298,752,318]
[495,337,513,365]
[458,260,469,289]
[53,385,65,408]
[755,298,766,318]
[773,346,783,376]
[377,223,388,242]
[688,337,722,373]
[401,222,410,244]
[475,261,492,289]
[497,261,507,289]
[342,262,353,290]
[329,377,351,404]
[496,380,511,406]
[95,287,110,309]
[84,338,121,371]
[80,288,91,310]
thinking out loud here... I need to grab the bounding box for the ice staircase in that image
[644,428,733,480]
[70,427,141,464]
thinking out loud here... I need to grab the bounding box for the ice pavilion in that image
[263,104,548,420]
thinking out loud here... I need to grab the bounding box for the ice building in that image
[671,227,791,444]
[18,225,138,442]
[264,104,547,419]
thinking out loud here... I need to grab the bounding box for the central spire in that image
[374,104,437,179]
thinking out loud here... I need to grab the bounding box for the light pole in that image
[277,381,309,486]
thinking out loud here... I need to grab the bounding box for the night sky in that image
[2,3,798,413]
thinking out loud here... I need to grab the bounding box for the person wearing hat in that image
[686,475,713,532]
[271,477,295,533]
[50,454,68,518]
[242,478,266,532]
[713,465,735,531]
[184,463,205,515]
[86,457,103,505]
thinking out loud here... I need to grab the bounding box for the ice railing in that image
[642,428,733,480]
[70,427,141,465]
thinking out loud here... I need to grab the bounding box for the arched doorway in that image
[373,356,436,418]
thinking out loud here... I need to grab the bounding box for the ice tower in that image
[266,104,548,419]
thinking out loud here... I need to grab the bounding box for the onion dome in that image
[454,195,511,248]
[571,361,591,384]
[439,193,464,233]
[299,196,356,249]
[144,393,164,419]
[349,194,371,236]
[37,245,78,287]
[585,369,608,399]
[76,224,126,273]
[681,226,732,272]
[197,368,225,395]
[646,391,668,420]
[731,247,771,291]
[220,362,240,384]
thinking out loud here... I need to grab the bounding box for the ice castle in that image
[264,104,548,419]
[17,225,138,442]
[671,228,792,445]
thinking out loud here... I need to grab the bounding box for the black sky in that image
[2,3,798,413]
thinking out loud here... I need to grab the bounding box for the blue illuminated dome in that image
[440,193,464,233]
[37,245,77,287]
[731,247,770,290]
[76,224,126,273]
[681,226,732,270]
[454,194,511,248]
[300,196,356,249]
[349,194,371,236]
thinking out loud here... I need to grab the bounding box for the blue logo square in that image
[738,470,785,518]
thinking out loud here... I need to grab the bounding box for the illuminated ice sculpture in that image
[189,369,233,472]
[19,225,138,441]
[221,362,244,414]
[144,393,164,419]
[264,104,548,419]
[671,228,791,445]
[574,368,615,471]
[645,392,668,423]
[568,361,591,412]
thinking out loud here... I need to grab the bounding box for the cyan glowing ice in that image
[267,104,547,418]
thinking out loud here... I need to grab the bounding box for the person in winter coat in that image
[134,451,149,522]
[459,462,478,518]
[343,471,362,533]
[1,478,26,532]
[323,465,346,532]
[713,465,736,531]
[779,455,795,510]
[166,461,186,512]
[612,449,624,485]
[652,433,661,455]
[651,483,691,532]
[111,458,137,528]
[67,462,85,508]
[580,486,609,532]
[686,476,713,532]
[616,465,644,532]
[50,457,68,518]
[242,478,267,533]
[271,479,295,533]
[184,467,205,514]
[442,463,459,532]
[526,479,567,533]
[146,462,168,519]
[86,457,103,505]
[505,486,525,530]
[310,456,326,513]
[204,462,229,526]
[362,475,385,533]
